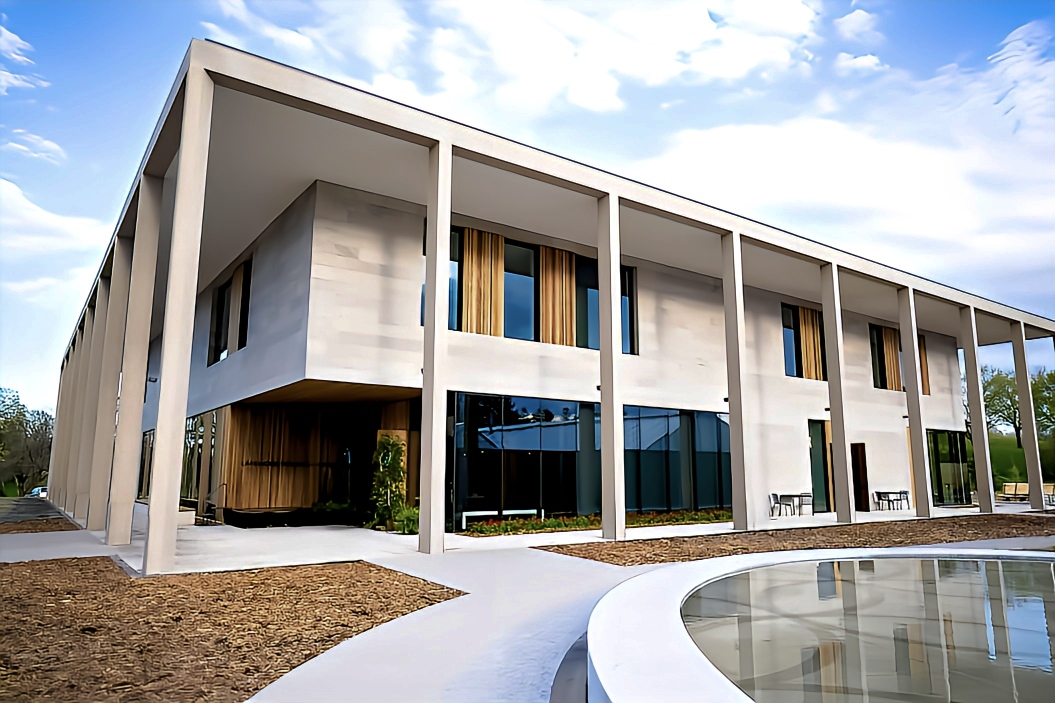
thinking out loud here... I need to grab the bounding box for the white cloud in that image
[0,26,33,64]
[625,21,1055,319]
[1,129,66,164]
[0,25,49,95]
[208,0,821,125]
[2,267,95,308]
[0,179,111,255]
[834,52,887,76]
[200,21,244,49]
[833,9,883,44]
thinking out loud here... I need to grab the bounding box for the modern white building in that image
[46,40,1055,574]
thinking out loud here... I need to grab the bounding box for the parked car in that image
[28,486,47,498]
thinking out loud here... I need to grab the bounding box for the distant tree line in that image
[978,367,1055,446]
[0,388,53,496]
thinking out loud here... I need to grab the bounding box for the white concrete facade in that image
[46,40,1055,573]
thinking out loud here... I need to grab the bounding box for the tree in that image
[0,388,54,495]
[981,366,1055,447]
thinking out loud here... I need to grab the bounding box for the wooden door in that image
[851,443,869,512]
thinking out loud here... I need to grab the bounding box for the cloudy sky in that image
[1,0,1053,411]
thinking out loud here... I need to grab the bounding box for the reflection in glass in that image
[928,429,972,506]
[683,557,1055,703]
[450,392,601,528]
[625,406,731,513]
[504,241,536,341]
[576,257,637,354]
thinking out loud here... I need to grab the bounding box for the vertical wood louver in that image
[540,246,577,346]
[798,306,825,381]
[461,228,504,335]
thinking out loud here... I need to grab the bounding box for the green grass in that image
[461,508,733,536]
[975,433,1055,490]
[1,480,21,497]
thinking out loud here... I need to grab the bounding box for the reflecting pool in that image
[682,558,1055,702]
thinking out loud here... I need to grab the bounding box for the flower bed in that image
[461,508,732,536]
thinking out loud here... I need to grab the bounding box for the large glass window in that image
[450,392,601,530]
[624,405,731,513]
[208,261,252,365]
[575,257,638,354]
[504,241,537,340]
[208,280,232,366]
[928,429,972,506]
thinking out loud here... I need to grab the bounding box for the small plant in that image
[394,506,419,535]
[370,434,406,530]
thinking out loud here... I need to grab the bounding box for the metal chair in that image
[898,490,909,510]
[779,494,797,516]
[799,493,813,515]
[769,493,780,518]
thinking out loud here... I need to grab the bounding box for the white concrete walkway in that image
[250,546,646,703]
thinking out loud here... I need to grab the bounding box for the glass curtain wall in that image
[450,392,601,529]
[928,429,972,506]
[624,405,732,513]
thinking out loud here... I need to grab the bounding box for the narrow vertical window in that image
[621,267,638,355]
[504,241,537,341]
[208,280,231,366]
[575,257,600,350]
[869,323,886,389]
[237,259,252,350]
[421,226,462,331]
[782,303,801,378]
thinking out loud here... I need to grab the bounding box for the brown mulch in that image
[0,518,79,535]
[540,513,1055,566]
[0,557,462,702]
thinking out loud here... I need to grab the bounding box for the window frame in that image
[502,239,540,342]
[781,303,803,378]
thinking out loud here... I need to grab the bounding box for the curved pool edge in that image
[585,547,1055,703]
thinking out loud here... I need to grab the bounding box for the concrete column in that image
[53,340,81,509]
[960,307,995,513]
[1011,320,1044,510]
[65,311,93,514]
[45,357,70,500]
[418,138,452,555]
[73,278,111,520]
[142,67,214,575]
[898,286,933,517]
[598,194,626,540]
[723,232,763,530]
[86,238,133,530]
[107,176,163,546]
[821,263,854,524]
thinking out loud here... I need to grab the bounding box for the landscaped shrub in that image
[370,434,406,530]
[462,508,732,536]
[394,506,419,535]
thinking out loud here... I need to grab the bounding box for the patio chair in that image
[873,491,888,510]
[779,494,798,516]
[799,493,813,515]
[898,490,909,510]
[769,493,780,518]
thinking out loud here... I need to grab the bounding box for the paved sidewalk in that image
[250,547,647,703]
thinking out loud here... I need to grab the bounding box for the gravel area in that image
[0,557,461,702]
[541,513,1055,566]
[0,518,79,535]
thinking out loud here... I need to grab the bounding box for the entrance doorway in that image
[851,443,870,512]
[809,420,833,513]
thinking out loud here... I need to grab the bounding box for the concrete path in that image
[250,547,647,703]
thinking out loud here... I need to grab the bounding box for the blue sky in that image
[1,0,1053,411]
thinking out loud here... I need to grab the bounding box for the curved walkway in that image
[250,547,648,703]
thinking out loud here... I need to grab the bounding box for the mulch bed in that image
[540,513,1055,566]
[0,518,79,535]
[0,557,461,702]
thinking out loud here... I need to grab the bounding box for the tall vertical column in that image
[65,310,93,514]
[1011,320,1044,510]
[821,263,855,523]
[598,194,626,540]
[86,238,133,530]
[418,138,453,555]
[723,232,762,530]
[53,341,81,509]
[960,307,995,513]
[142,67,214,575]
[107,176,163,546]
[898,286,933,518]
[46,356,70,501]
[73,277,111,520]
